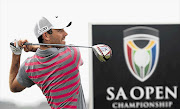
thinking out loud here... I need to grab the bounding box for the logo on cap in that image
[123,27,159,82]
[38,26,48,34]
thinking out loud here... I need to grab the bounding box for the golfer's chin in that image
[55,41,66,48]
[57,41,66,45]
[62,41,66,45]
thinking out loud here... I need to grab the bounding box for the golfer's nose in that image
[64,30,68,36]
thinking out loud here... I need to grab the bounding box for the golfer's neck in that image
[40,45,53,50]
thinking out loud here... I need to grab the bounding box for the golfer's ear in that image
[42,32,50,41]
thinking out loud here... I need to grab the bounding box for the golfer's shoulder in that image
[24,54,44,64]
[25,56,34,63]
[67,46,81,54]
[19,56,34,70]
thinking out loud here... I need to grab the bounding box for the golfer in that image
[9,16,87,109]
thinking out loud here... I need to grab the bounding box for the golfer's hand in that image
[15,39,37,52]
[17,39,33,52]
[21,40,39,52]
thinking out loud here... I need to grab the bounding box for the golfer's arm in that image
[9,54,26,92]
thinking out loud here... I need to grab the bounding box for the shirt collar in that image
[35,48,58,57]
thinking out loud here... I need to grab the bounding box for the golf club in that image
[10,42,112,62]
[23,43,93,48]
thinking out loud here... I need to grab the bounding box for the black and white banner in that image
[90,24,180,109]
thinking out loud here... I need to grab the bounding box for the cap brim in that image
[51,21,72,29]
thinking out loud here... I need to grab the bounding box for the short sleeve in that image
[16,61,35,87]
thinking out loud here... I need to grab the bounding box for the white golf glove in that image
[10,39,23,55]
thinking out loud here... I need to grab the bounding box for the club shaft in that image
[24,43,92,48]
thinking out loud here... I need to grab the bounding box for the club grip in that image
[10,42,32,46]
[23,42,32,45]
[10,42,15,46]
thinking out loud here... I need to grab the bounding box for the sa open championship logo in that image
[123,26,159,82]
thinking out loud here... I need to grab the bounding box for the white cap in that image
[34,16,71,38]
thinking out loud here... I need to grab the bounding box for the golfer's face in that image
[50,29,68,45]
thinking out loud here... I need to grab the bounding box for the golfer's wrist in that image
[31,46,36,52]
[12,53,21,60]
[31,45,39,52]
[12,52,21,57]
